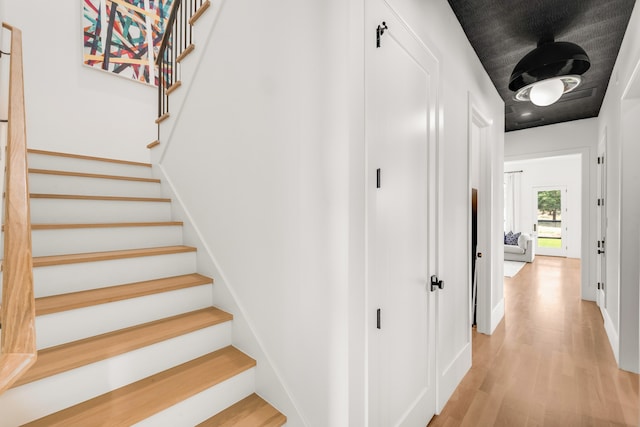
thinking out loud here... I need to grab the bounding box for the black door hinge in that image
[376,168,381,188]
[376,308,381,329]
[376,22,388,48]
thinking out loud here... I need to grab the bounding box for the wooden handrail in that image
[0,22,37,394]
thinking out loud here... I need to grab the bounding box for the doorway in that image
[468,102,492,335]
[533,186,567,257]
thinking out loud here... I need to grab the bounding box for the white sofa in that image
[504,232,535,262]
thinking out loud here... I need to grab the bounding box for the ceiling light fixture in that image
[509,40,590,107]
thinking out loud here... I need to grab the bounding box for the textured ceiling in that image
[447,0,636,132]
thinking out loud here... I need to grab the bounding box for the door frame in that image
[468,96,493,335]
[532,185,568,257]
[596,131,607,311]
[505,148,591,301]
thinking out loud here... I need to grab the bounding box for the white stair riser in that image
[30,198,172,223]
[29,173,163,198]
[1,324,232,427]
[134,368,255,427]
[28,153,154,179]
[36,284,213,348]
[32,252,197,297]
[27,226,183,257]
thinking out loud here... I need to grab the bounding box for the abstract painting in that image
[83,0,174,86]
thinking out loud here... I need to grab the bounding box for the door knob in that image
[598,249,605,255]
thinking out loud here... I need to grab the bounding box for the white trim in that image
[603,306,620,363]
[490,298,505,333]
[347,0,366,424]
[437,342,471,411]
[468,94,493,335]
[154,163,308,426]
[620,55,640,101]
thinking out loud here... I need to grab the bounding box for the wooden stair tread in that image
[197,394,287,427]
[24,346,256,427]
[13,307,231,388]
[147,140,160,149]
[32,245,196,268]
[189,0,211,25]
[31,221,183,230]
[35,273,213,315]
[177,44,195,63]
[155,112,170,124]
[27,149,151,168]
[166,80,182,95]
[29,168,161,183]
[30,194,171,202]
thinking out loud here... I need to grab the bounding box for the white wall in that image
[505,154,582,259]
[505,118,598,302]
[597,1,640,374]
[3,0,155,162]
[157,1,349,425]
[157,0,504,424]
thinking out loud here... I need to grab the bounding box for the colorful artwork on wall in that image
[83,0,174,86]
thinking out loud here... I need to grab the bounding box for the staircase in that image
[0,149,286,426]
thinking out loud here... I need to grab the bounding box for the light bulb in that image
[529,78,565,106]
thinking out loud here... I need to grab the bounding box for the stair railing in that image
[155,0,208,140]
[0,22,36,394]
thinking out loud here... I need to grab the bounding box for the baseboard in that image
[490,298,505,334]
[437,342,471,413]
[603,307,620,363]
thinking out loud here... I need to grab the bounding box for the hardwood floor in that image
[429,256,639,427]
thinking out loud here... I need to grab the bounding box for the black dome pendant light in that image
[509,39,591,106]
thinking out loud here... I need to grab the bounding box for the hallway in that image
[429,257,639,426]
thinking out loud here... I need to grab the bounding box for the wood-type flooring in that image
[428,256,639,426]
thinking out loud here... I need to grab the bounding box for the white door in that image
[596,137,607,310]
[366,2,438,426]
[533,186,567,257]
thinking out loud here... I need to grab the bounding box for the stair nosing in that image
[23,346,256,427]
[155,112,170,124]
[29,168,161,184]
[166,80,182,95]
[13,307,231,388]
[30,194,171,202]
[189,0,211,25]
[30,221,183,230]
[35,273,213,315]
[32,245,197,268]
[176,45,195,63]
[196,393,287,427]
[27,149,152,168]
